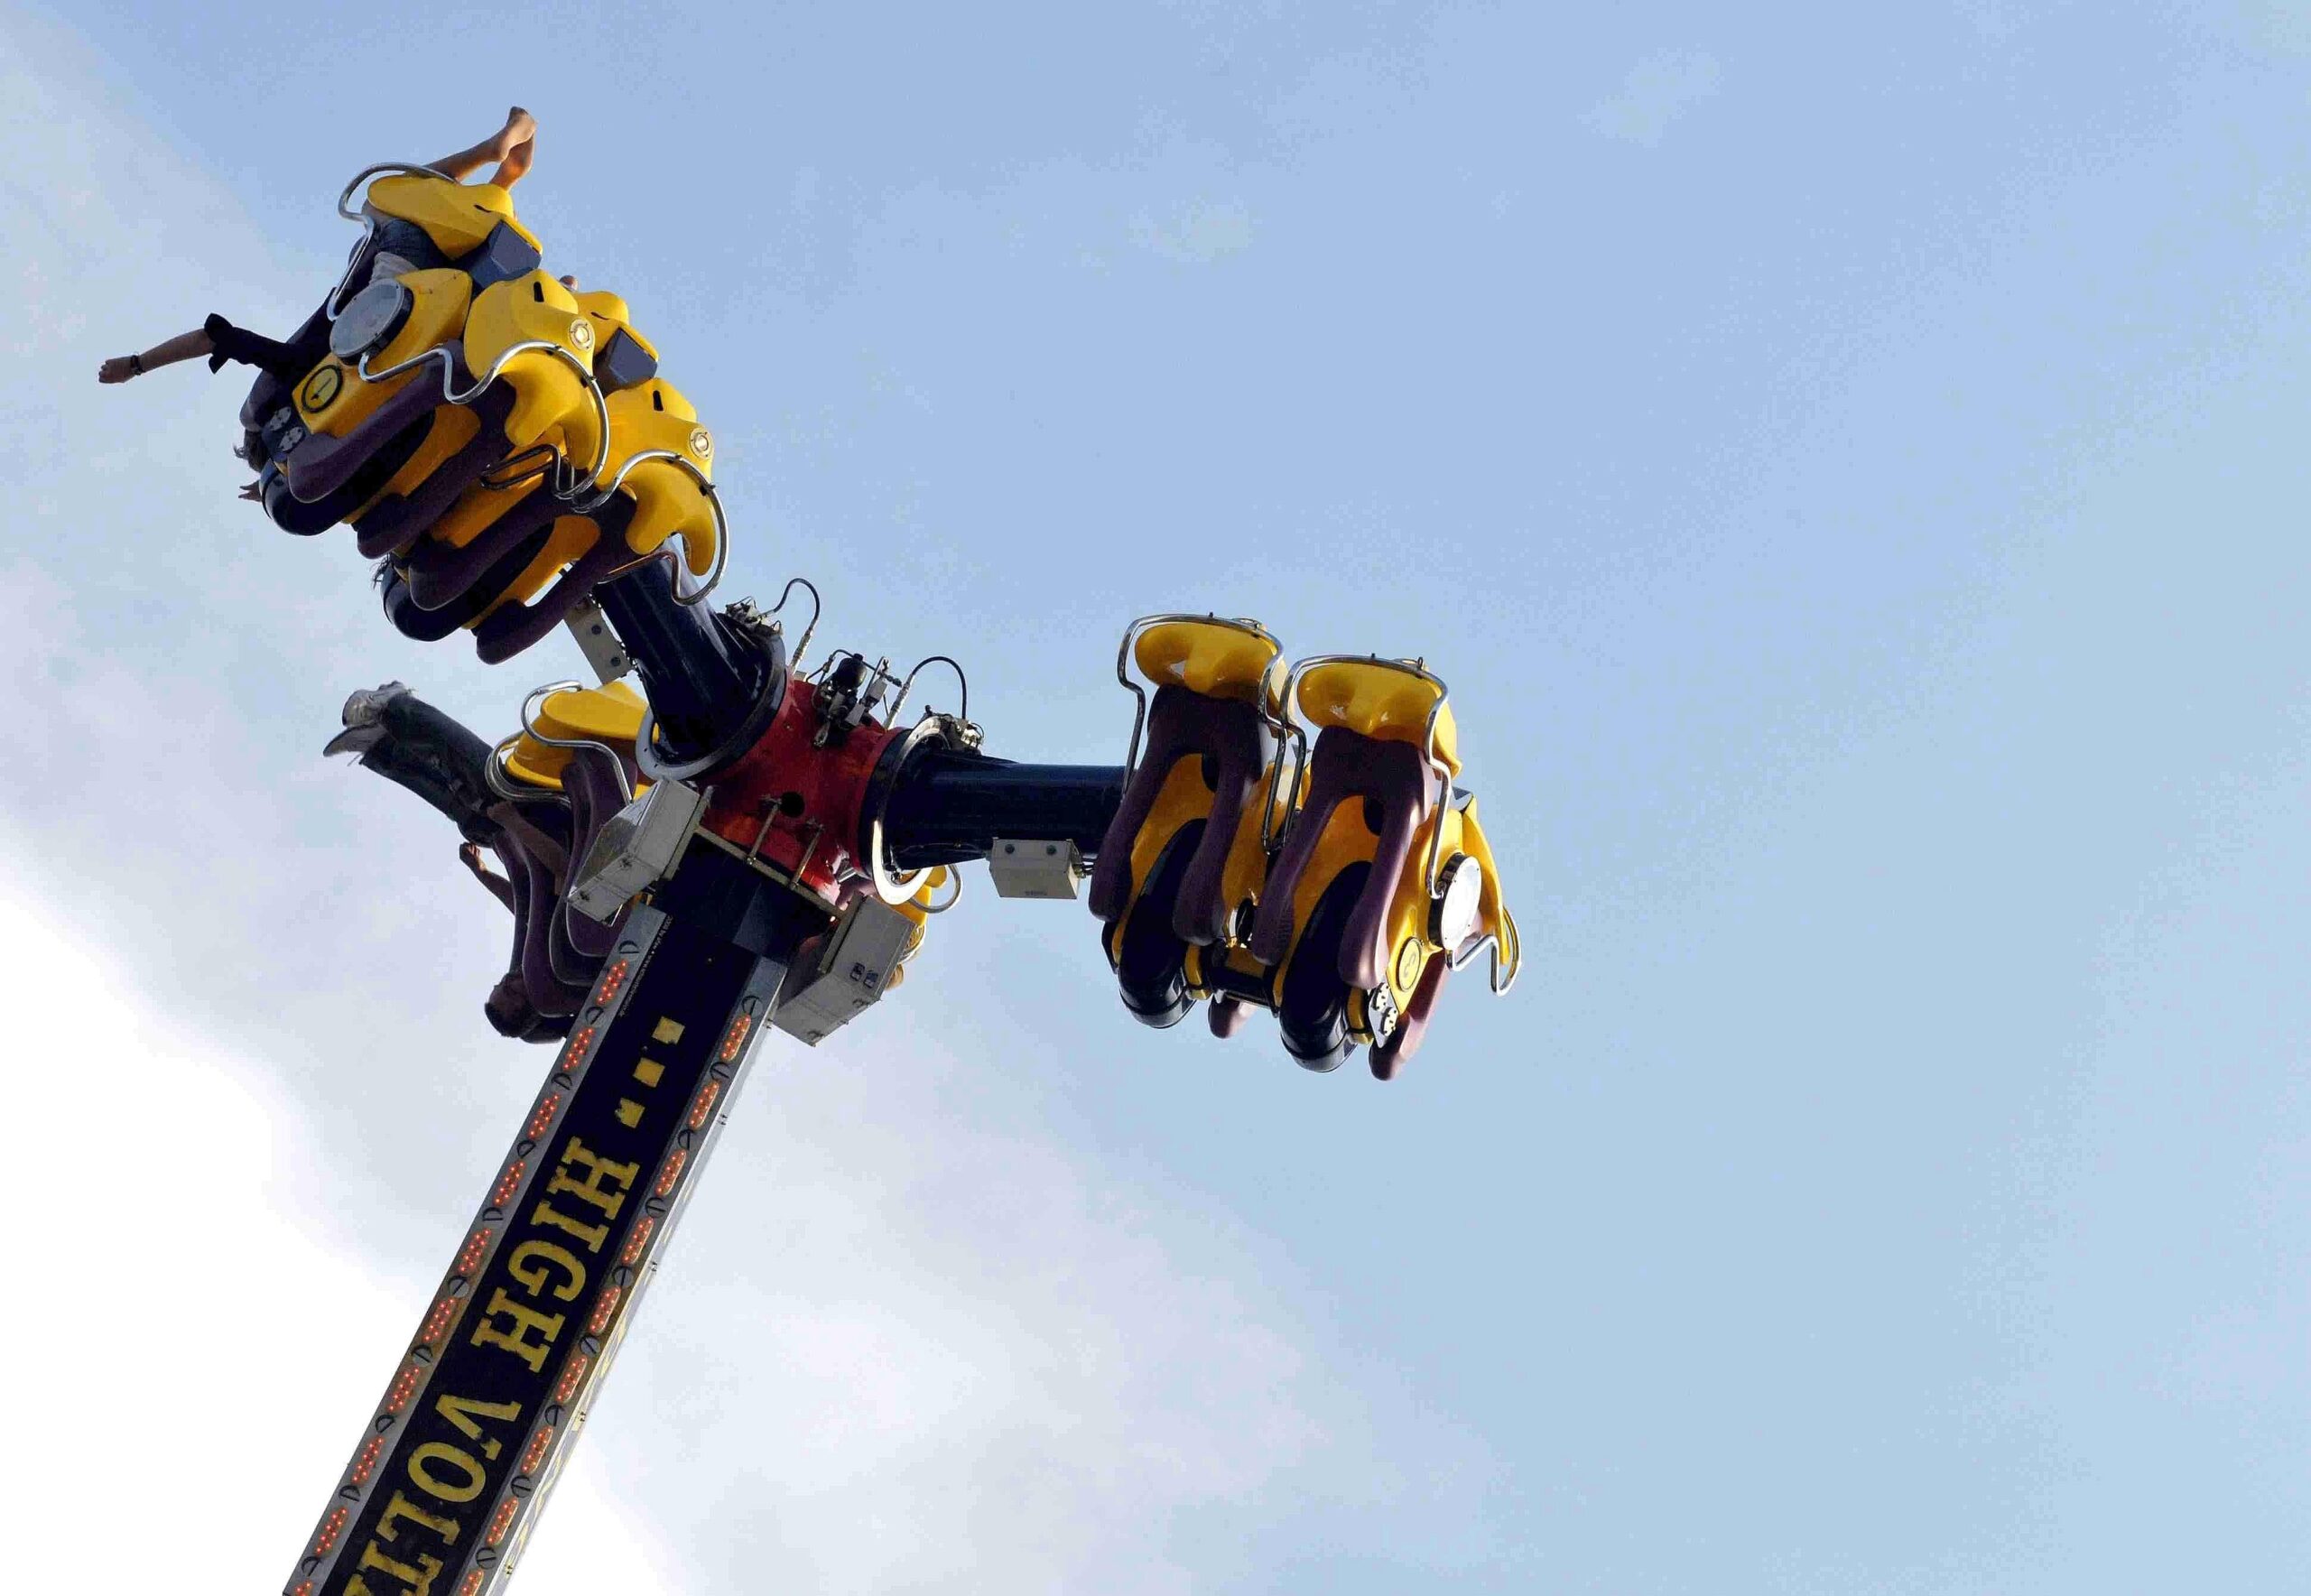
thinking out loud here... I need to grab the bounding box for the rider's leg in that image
[427,106,536,184]
[489,125,536,190]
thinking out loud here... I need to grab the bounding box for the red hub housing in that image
[692,677,900,905]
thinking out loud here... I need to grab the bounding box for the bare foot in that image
[494,133,536,188]
[97,356,139,384]
[492,106,536,159]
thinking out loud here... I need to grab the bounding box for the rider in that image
[95,107,538,387]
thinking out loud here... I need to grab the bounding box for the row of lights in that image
[485,1497,520,1549]
[349,1435,385,1489]
[455,1229,491,1276]
[587,1286,624,1338]
[595,959,632,1007]
[716,1011,752,1063]
[384,1359,423,1415]
[686,1080,722,1132]
[487,1159,528,1211]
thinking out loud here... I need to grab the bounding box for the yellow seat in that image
[462,381,719,631]
[417,324,689,576]
[1133,618,1282,706]
[354,275,606,571]
[574,292,663,391]
[367,173,542,258]
[413,467,549,552]
[600,381,717,571]
[575,289,633,327]
[461,271,604,458]
[574,291,650,351]
[539,680,646,744]
[501,682,648,788]
[294,269,473,435]
[502,738,570,789]
[1295,659,1461,775]
[1375,795,1517,990]
[362,404,484,515]
[489,515,597,612]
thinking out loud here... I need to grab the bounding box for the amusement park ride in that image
[211,162,1523,1595]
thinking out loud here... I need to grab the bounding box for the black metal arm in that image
[596,564,774,764]
[877,747,1124,870]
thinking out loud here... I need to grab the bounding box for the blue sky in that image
[10,1,2311,1590]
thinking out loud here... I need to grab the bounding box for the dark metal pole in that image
[877,747,1124,869]
[294,871,826,1596]
[594,566,773,764]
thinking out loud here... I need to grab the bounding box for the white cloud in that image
[580,1059,1371,1592]
[1588,50,1722,147]
[0,878,676,1595]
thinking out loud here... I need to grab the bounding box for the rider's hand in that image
[97,356,140,384]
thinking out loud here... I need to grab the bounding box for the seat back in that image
[1295,658,1460,776]
[461,271,604,458]
[600,381,718,572]
[367,173,542,260]
[1133,617,1284,705]
[1092,618,1287,943]
[1247,725,1438,988]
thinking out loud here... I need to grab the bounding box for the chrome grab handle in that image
[1450,904,1522,996]
[355,339,615,502]
[1441,787,1520,995]
[484,733,566,806]
[334,162,454,222]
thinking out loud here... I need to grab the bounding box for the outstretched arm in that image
[97,325,213,384]
[459,841,519,912]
